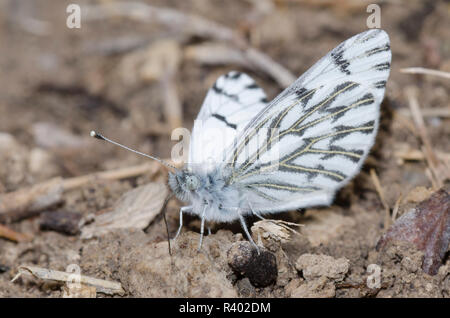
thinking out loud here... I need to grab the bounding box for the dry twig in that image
[11,265,125,296]
[398,107,450,119]
[83,1,296,88]
[394,144,450,165]
[0,224,32,242]
[0,163,159,223]
[0,178,64,223]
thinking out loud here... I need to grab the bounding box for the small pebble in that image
[377,187,450,275]
[40,210,82,235]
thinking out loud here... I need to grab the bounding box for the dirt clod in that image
[227,241,277,287]
[296,254,350,281]
[80,230,238,297]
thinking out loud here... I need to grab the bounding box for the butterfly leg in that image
[197,205,207,251]
[174,206,192,240]
[247,200,266,221]
[237,210,260,253]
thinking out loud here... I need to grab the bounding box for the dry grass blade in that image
[62,162,159,191]
[399,107,450,119]
[391,193,403,221]
[393,143,450,165]
[370,169,391,228]
[401,67,450,79]
[405,86,448,188]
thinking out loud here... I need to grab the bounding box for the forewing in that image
[189,71,268,170]
[225,29,391,212]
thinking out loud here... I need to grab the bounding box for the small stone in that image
[40,210,82,235]
[227,241,277,287]
[0,264,10,274]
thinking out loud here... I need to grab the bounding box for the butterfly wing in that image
[225,29,391,213]
[188,71,268,171]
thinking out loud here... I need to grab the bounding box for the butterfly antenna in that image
[161,193,174,257]
[90,131,178,171]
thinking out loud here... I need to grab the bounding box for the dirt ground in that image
[0,0,449,298]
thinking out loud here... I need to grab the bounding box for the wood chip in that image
[40,210,82,236]
[81,182,168,239]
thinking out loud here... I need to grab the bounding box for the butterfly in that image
[93,29,391,251]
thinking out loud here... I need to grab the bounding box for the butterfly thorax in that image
[168,166,243,222]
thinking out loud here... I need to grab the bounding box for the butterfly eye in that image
[185,175,200,191]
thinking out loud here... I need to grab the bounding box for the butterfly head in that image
[168,170,202,202]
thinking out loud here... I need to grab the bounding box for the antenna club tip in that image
[90,130,104,140]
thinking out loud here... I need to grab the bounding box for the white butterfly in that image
[93,29,391,250]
